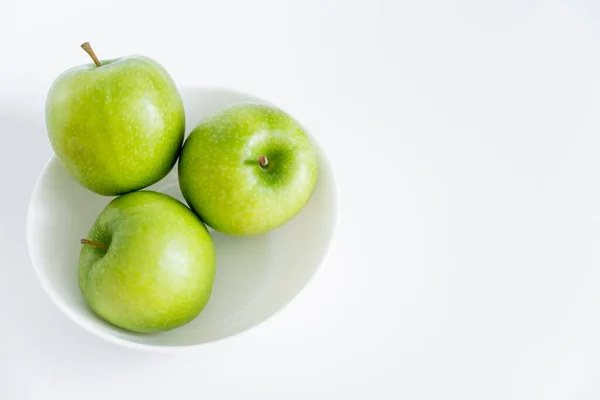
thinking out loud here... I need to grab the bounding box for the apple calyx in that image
[258,155,269,168]
[80,238,108,249]
[81,42,101,67]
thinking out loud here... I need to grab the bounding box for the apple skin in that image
[178,103,318,236]
[46,56,185,196]
[78,191,216,333]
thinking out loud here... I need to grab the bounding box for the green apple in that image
[78,191,216,333]
[178,103,318,236]
[46,43,185,196]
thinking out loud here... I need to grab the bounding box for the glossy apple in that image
[78,191,215,333]
[179,103,318,235]
[45,43,185,195]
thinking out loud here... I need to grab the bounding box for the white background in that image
[2,0,600,398]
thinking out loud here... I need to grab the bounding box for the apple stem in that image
[81,42,101,67]
[80,238,108,249]
[258,155,269,168]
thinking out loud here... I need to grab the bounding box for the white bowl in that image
[27,86,338,351]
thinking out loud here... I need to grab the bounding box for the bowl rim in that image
[27,86,340,352]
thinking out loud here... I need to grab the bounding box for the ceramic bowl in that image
[27,86,338,351]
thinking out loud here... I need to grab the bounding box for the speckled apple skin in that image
[46,56,185,196]
[178,103,318,236]
[79,191,216,333]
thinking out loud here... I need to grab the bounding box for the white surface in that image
[2,0,600,398]
[27,87,337,350]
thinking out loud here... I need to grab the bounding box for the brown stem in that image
[81,42,101,67]
[80,238,108,249]
[258,155,269,168]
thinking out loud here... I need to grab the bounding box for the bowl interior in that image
[27,87,337,348]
